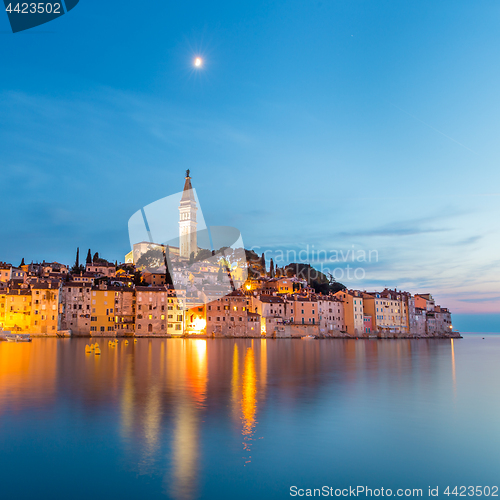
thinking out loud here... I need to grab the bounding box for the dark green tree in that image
[136,247,165,271]
[260,253,266,273]
[93,252,99,263]
[269,258,274,278]
[196,248,213,261]
[19,257,25,267]
[164,245,174,288]
[188,251,195,266]
[71,247,83,274]
[86,249,92,264]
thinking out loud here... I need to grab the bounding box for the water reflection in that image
[230,340,267,464]
[0,337,477,500]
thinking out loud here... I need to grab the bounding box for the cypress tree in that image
[269,258,274,278]
[86,249,92,264]
[75,247,79,269]
[93,252,99,263]
[19,257,25,267]
[260,253,266,273]
[164,245,174,287]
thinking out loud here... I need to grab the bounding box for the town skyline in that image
[2,2,499,319]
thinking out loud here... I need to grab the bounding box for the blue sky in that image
[1,1,499,316]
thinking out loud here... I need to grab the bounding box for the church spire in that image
[181,169,194,201]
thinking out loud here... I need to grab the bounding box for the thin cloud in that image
[391,103,478,155]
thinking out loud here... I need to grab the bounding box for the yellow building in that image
[30,283,59,335]
[333,290,364,336]
[90,285,116,336]
[0,263,12,283]
[3,288,32,332]
[0,290,7,329]
[362,289,408,335]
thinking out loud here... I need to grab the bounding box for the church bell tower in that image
[179,169,198,259]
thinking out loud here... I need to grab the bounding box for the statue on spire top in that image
[186,169,190,178]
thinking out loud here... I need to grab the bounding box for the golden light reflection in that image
[0,339,57,414]
[230,341,267,465]
[242,347,257,457]
[168,339,207,500]
[451,338,456,396]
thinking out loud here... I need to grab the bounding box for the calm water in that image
[0,335,499,500]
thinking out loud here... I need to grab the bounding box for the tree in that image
[86,249,92,264]
[164,245,174,288]
[133,271,147,286]
[196,248,213,261]
[269,258,274,278]
[188,251,195,266]
[136,247,165,271]
[93,252,99,263]
[260,253,266,273]
[71,247,84,274]
[19,257,25,267]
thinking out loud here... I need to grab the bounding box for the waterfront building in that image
[135,286,184,336]
[113,286,136,335]
[206,291,250,336]
[317,296,345,334]
[3,286,32,332]
[251,295,285,335]
[283,295,318,326]
[363,314,372,335]
[60,282,92,335]
[333,290,364,336]
[361,289,408,335]
[435,306,453,334]
[90,285,118,336]
[30,282,60,335]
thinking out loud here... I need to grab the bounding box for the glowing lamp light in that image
[192,317,206,333]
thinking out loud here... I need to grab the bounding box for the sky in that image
[1,0,499,318]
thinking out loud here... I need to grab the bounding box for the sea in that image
[0,334,498,500]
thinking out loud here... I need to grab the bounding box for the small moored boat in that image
[301,335,316,340]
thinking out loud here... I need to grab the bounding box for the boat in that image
[301,335,316,340]
[0,330,12,341]
[4,333,31,342]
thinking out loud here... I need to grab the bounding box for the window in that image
[100,326,105,332]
